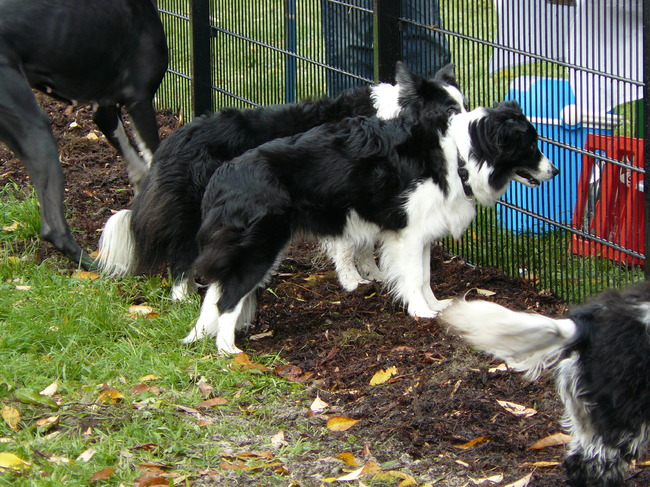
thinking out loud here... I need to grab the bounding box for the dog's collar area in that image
[457,150,474,200]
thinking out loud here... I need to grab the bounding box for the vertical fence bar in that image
[641,2,650,280]
[191,0,212,116]
[285,0,297,103]
[373,0,400,84]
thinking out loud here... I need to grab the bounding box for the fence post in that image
[373,0,400,84]
[285,0,297,103]
[191,0,213,116]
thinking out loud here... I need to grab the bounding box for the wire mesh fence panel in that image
[156,0,646,303]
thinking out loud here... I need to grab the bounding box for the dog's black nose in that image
[551,164,560,177]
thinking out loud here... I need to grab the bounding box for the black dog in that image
[97,64,466,299]
[440,282,650,486]
[0,0,168,269]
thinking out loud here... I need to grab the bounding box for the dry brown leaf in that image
[72,270,100,281]
[40,381,58,397]
[35,416,59,429]
[454,435,491,449]
[133,473,169,487]
[523,461,561,467]
[528,432,572,450]
[198,380,214,398]
[89,468,114,481]
[232,352,271,372]
[369,366,398,385]
[128,305,157,319]
[97,389,124,403]
[327,416,361,432]
[76,447,97,462]
[496,400,537,417]
[373,470,418,486]
[336,451,359,467]
[503,472,533,487]
[197,397,228,408]
[475,288,496,296]
[2,406,20,432]
[336,460,382,481]
[139,374,161,382]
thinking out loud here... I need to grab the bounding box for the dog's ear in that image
[498,100,523,114]
[433,63,458,87]
[395,61,424,106]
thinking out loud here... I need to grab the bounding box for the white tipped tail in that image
[439,299,577,380]
[96,209,137,277]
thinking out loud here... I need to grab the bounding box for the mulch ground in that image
[1,94,648,486]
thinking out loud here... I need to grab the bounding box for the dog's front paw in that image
[408,306,438,319]
[215,334,243,356]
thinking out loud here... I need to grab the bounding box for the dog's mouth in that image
[514,169,541,188]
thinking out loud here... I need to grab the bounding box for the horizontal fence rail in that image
[156,0,647,303]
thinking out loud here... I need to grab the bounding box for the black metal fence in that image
[155,0,647,303]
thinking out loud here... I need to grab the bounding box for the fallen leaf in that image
[523,461,561,467]
[369,366,398,385]
[496,400,537,417]
[197,397,228,408]
[35,416,59,429]
[528,432,572,450]
[128,305,157,319]
[271,430,287,447]
[15,389,59,409]
[470,473,504,484]
[327,416,360,432]
[2,221,20,232]
[72,270,100,280]
[198,380,214,398]
[0,452,30,471]
[2,406,20,432]
[309,396,329,413]
[47,455,71,465]
[131,443,159,451]
[488,363,508,373]
[503,472,533,487]
[40,381,58,397]
[97,389,124,403]
[76,447,97,462]
[232,353,271,373]
[249,331,274,341]
[336,451,359,467]
[373,470,417,486]
[455,435,491,449]
[89,468,114,481]
[133,473,169,487]
[475,288,496,296]
[15,285,31,291]
[85,132,99,140]
[335,460,382,481]
[139,374,161,382]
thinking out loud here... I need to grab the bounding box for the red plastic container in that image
[570,134,644,267]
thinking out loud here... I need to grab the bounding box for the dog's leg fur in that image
[323,238,369,291]
[380,231,437,318]
[181,283,221,343]
[355,243,383,282]
[420,244,451,312]
[92,105,149,193]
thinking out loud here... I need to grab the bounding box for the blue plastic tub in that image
[498,77,612,233]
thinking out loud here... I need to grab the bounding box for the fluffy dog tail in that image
[439,299,577,380]
[96,209,137,277]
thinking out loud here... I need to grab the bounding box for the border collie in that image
[97,63,466,299]
[440,282,650,487]
[181,95,558,354]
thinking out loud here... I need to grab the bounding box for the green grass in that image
[2,187,418,486]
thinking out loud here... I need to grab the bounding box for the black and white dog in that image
[0,0,168,269]
[97,63,465,299]
[440,282,650,487]
[181,93,558,354]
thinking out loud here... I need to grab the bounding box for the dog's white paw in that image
[340,277,371,292]
[408,306,438,319]
[430,298,453,312]
[171,279,199,301]
[215,334,243,356]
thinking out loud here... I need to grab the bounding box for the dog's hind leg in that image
[356,242,383,282]
[0,67,93,268]
[124,99,161,167]
[322,237,369,291]
[92,104,150,192]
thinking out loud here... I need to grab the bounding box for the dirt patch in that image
[1,95,648,486]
